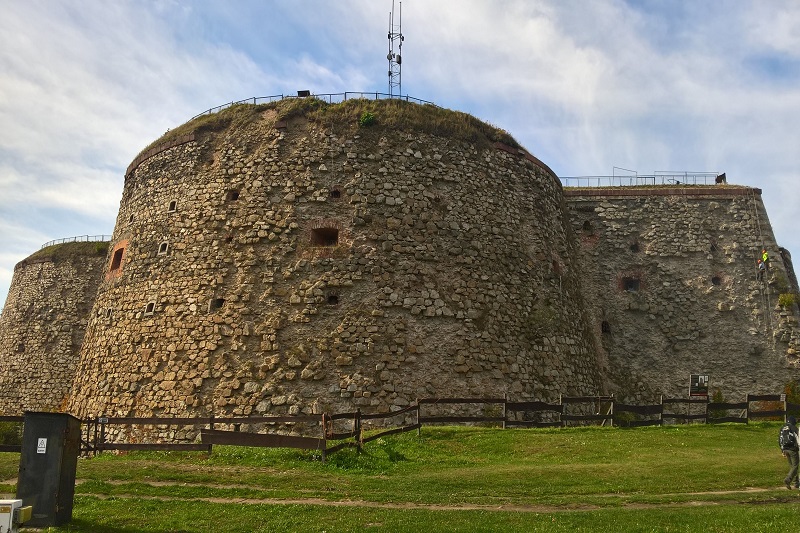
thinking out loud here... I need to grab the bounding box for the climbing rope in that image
[748,189,773,335]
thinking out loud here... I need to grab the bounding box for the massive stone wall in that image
[67,101,605,421]
[3,100,798,423]
[565,187,800,402]
[0,242,107,414]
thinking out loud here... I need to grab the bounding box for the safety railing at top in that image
[40,235,111,249]
[188,92,438,122]
[560,172,720,188]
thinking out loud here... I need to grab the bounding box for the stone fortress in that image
[1,97,798,421]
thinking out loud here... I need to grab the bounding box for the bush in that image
[358,111,376,127]
[0,422,22,445]
[708,388,727,419]
[779,293,797,309]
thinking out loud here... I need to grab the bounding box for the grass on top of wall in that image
[134,96,521,163]
[23,241,109,264]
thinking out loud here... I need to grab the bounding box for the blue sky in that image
[1,0,799,307]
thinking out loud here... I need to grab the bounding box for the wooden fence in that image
[0,394,795,459]
[0,415,24,453]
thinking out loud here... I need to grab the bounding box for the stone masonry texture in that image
[1,99,799,429]
[566,187,800,402]
[65,100,605,424]
[0,242,107,413]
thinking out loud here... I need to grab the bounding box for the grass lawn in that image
[1,422,798,531]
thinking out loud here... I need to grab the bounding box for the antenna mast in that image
[387,0,403,97]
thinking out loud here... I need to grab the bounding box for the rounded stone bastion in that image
[0,240,109,414]
[68,98,605,422]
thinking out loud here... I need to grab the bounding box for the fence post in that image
[609,395,614,427]
[745,393,750,424]
[502,393,507,430]
[99,414,106,454]
[321,413,327,463]
[92,416,99,456]
[416,399,421,436]
[784,393,788,422]
[356,408,362,453]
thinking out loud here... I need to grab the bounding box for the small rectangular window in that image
[623,278,640,292]
[110,248,124,271]
[144,302,156,315]
[311,227,339,247]
[158,242,169,255]
[168,200,177,212]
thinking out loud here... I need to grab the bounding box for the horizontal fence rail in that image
[561,172,720,188]
[1,393,793,460]
[189,92,438,122]
[40,235,111,249]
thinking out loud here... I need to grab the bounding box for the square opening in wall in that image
[168,200,177,212]
[623,277,640,292]
[144,302,156,315]
[158,242,169,255]
[329,187,342,199]
[210,298,225,311]
[311,227,339,246]
[327,294,340,305]
[226,190,240,201]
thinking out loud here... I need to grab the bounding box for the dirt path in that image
[5,477,798,513]
[71,480,800,513]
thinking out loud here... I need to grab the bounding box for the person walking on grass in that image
[779,415,800,489]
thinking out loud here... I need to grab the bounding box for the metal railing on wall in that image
[40,235,111,249]
[560,172,720,188]
[188,92,438,122]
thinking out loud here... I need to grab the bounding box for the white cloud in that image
[0,0,798,307]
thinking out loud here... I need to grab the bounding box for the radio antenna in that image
[387,0,403,97]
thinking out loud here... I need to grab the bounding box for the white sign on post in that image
[36,438,47,454]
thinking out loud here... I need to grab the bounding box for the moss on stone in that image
[25,241,109,264]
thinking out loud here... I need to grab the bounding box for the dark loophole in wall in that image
[329,187,341,200]
[630,242,640,253]
[158,242,169,255]
[311,227,339,247]
[129,214,134,223]
[210,298,225,311]
[110,248,124,271]
[582,220,594,234]
[623,277,640,292]
[144,302,156,315]
[601,321,611,334]
[17,343,25,353]
[327,294,340,305]
[710,242,718,252]
[226,190,240,202]
[168,200,177,212]
[711,276,722,286]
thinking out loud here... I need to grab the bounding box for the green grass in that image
[24,240,108,263]
[136,97,521,164]
[1,423,798,531]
